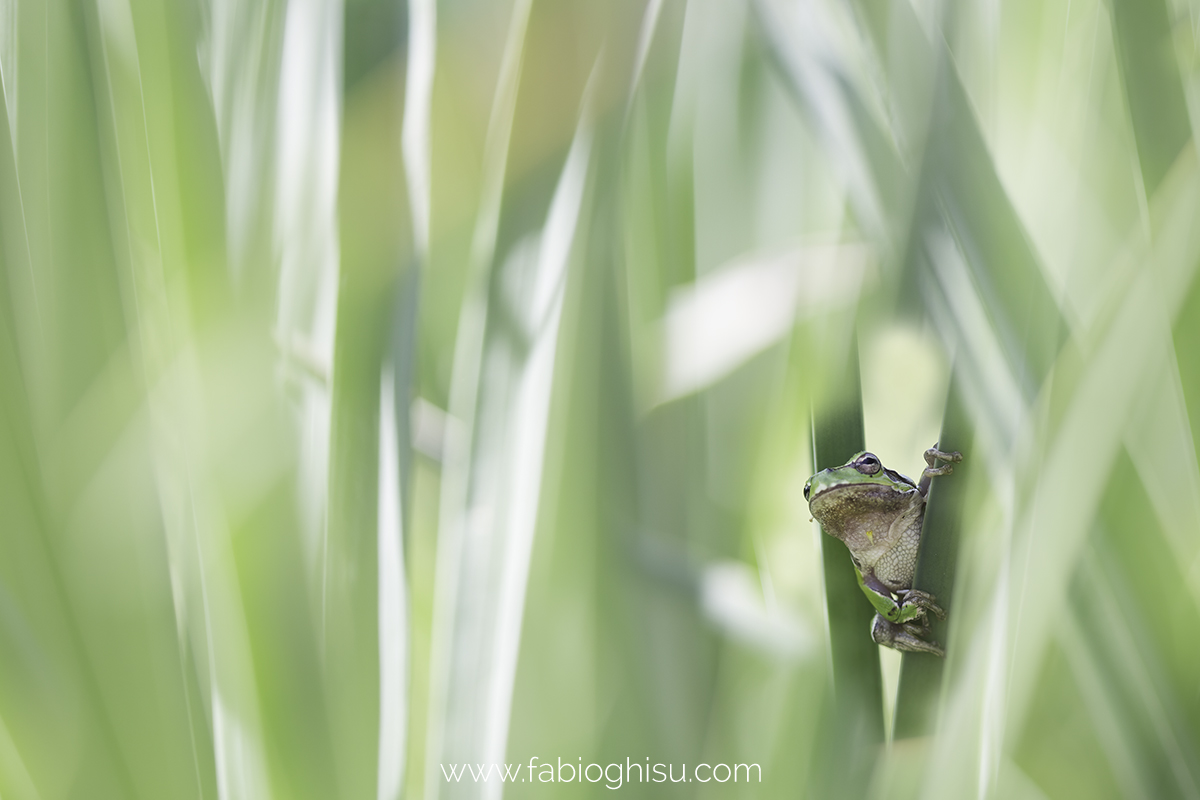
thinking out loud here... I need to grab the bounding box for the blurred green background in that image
[2,0,1200,798]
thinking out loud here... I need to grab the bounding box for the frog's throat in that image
[809,486,920,557]
[807,483,917,521]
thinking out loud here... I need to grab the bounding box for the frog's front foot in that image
[897,588,946,620]
[922,446,963,478]
[871,615,944,656]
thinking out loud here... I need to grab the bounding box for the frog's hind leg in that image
[871,614,945,657]
[896,588,946,620]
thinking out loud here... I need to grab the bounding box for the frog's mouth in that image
[808,481,914,508]
[811,481,879,498]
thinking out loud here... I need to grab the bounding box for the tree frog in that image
[803,446,962,656]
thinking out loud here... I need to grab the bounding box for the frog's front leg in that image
[918,446,963,496]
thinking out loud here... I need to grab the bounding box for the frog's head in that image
[803,452,918,524]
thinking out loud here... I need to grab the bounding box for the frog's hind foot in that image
[872,615,945,657]
[896,588,947,620]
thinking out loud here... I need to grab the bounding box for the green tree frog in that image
[803,446,962,656]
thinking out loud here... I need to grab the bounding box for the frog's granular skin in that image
[810,480,924,594]
[874,508,923,591]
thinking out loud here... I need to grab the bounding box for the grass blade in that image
[810,337,884,795]
[1108,0,1191,196]
[893,372,972,738]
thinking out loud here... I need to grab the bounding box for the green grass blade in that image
[1067,550,1200,799]
[893,373,971,738]
[376,358,409,800]
[425,39,593,800]
[402,0,436,260]
[423,3,532,795]
[330,0,417,789]
[1108,0,1191,196]
[810,337,884,793]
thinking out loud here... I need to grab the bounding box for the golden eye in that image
[856,454,881,475]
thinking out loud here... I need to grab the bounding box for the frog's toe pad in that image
[925,446,964,465]
[872,615,945,657]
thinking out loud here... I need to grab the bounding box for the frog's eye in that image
[803,481,811,501]
[856,454,881,475]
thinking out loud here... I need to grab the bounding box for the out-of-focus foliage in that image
[1,0,1199,798]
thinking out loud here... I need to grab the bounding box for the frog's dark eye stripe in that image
[885,468,916,488]
[855,453,881,475]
